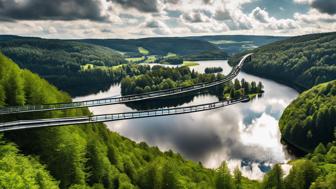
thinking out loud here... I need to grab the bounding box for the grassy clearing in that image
[182,61,199,67]
[138,47,149,55]
[82,64,94,70]
[81,63,125,71]
[165,52,177,58]
[144,55,157,63]
[126,56,145,63]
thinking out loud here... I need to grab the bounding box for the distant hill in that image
[188,35,287,55]
[229,32,336,90]
[0,37,127,95]
[80,37,226,57]
[0,37,126,68]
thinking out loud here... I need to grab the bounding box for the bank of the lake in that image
[73,60,299,180]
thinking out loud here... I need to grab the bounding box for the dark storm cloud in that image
[311,0,336,15]
[0,0,108,21]
[113,0,159,12]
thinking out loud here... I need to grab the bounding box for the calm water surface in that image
[73,60,298,179]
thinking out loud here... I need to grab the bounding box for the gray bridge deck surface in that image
[0,97,248,132]
[0,53,253,115]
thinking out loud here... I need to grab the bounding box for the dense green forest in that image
[187,35,286,55]
[80,37,227,58]
[120,66,263,98]
[279,80,336,152]
[159,55,184,65]
[229,32,336,90]
[121,66,222,95]
[0,38,127,96]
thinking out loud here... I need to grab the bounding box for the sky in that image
[0,0,335,39]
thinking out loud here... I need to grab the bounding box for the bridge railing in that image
[0,96,249,131]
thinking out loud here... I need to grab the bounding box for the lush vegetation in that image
[205,67,223,74]
[120,66,263,101]
[121,66,223,95]
[279,80,336,152]
[159,55,184,65]
[0,134,59,188]
[227,79,263,99]
[260,155,335,189]
[259,137,336,189]
[229,32,336,90]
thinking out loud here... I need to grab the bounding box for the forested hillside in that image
[277,80,336,189]
[229,32,336,90]
[81,37,226,57]
[279,80,336,152]
[188,35,287,55]
[0,37,126,96]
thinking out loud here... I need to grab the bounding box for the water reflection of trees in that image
[124,86,224,110]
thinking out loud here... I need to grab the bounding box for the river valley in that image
[73,60,299,180]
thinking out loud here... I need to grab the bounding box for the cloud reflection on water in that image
[74,60,299,179]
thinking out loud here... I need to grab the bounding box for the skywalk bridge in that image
[0,53,253,115]
[0,97,248,132]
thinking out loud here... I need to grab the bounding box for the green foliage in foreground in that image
[279,80,336,152]
[0,134,59,188]
[229,32,336,90]
[260,143,336,189]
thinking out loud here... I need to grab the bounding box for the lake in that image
[73,60,299,180]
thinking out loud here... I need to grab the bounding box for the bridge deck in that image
[0,97,248,132]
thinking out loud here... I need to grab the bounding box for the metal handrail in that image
[0,97,249,132]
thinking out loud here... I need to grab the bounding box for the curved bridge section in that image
[0,97,248,132]
[0,53,253,115]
